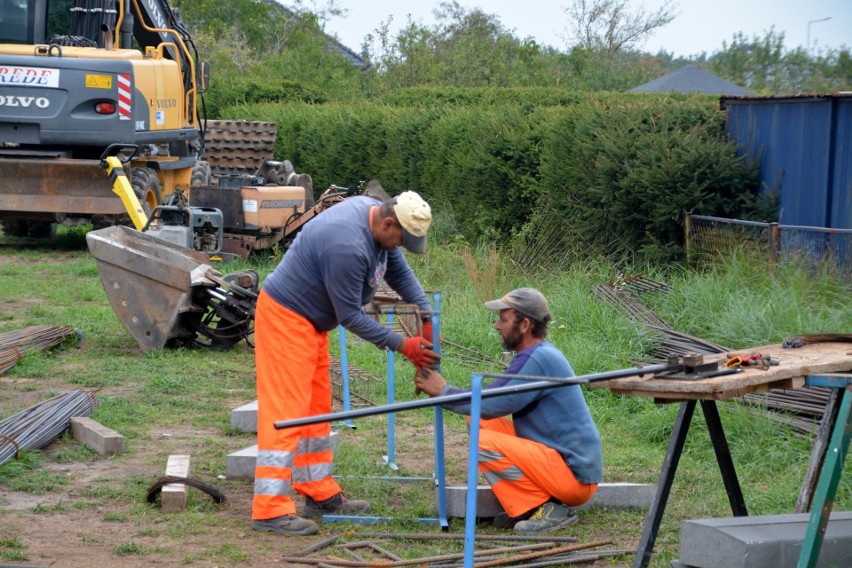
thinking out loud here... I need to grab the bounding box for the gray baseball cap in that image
[484,288,551,322]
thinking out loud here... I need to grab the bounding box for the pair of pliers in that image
[725,353,780,370]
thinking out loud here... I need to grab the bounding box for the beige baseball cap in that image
[394,191,432,254]
[484,288,552,323]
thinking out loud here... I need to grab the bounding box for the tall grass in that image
[0,227,849,567]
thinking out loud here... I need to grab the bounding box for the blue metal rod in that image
[463,374,483,568]
[274,364,666,429]
[338,325,355,429]
[432,291,448,528]
[386,308,396,467]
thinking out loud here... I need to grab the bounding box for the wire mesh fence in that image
[686,214,852,273]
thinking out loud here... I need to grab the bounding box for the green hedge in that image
[222,92,762,260]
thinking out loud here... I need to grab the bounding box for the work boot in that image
[302,492,371,519]
[492,506,538,529]
[252,513,318,536]
[513,501,577,534]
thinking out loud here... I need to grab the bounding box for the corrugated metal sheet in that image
[721,94,852,231]
[832,98,852,230]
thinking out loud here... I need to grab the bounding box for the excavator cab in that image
[0,0,106,46]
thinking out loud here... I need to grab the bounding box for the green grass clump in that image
[0,537,28,562]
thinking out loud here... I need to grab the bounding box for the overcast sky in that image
[318,0,851,57]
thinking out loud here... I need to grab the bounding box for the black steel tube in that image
[274,364,667,429]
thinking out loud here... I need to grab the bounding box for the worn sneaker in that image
[513,501,577,534]
[252,514,318,536]
[302,492,371,519]
[492,506,538,529]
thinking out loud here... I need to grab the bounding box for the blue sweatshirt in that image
[262,196,431,350]
[439,341,603,484]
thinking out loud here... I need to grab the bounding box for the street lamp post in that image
[807,17,831,54]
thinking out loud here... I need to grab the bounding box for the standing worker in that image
[414,288,602,534]
[252,191,440,536]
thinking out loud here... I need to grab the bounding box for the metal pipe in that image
[463,374,483,567]
[274,364,667,430]
[432,291,448,528]
[386,308,397,468]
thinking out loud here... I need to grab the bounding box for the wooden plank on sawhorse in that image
[162,454,191,513]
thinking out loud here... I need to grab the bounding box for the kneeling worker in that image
[414,288,602,534]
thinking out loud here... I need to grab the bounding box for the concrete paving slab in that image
[442,482,655,518]
[70,416,125,455]
[679,511,852,568]
[162,454,190,513]
[230,401,361,433]
[226,432,340,481]
[229,400,257,433]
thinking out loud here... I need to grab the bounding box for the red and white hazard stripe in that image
[117,74,131,120]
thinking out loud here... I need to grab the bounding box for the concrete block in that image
[230,400,257,433]
[581,482,655,510]
[226,431,340,481]
[227,445,258,481]
[161,454,190,513]
[70,417,125,455]
[442,482,655,518]
[444,485,504,518]
[679,511,852,568]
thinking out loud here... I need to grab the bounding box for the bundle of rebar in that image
[591,280,729,359]
[282,533,619,567]
[0,389,99,468]
[0,325,79,375]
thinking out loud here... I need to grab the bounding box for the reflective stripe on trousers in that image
[477,417,597,518]
[252,290,342,520]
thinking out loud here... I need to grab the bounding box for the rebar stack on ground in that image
[591,276,729,360]
[0,389,99,468]
[0,325,79,375]
[282,531,623,567]
[511,209,571,278]
[592,274,830,435]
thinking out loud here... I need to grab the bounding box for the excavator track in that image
[203,120,278,177]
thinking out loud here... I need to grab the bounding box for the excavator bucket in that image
[86,225,215,352]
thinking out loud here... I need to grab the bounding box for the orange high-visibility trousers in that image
[478,417,597,518]
[252,290,342,520]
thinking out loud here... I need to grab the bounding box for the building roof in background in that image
[630,65,752,95]
[265,1,367,68]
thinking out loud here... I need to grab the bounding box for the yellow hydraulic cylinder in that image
[102,156,148,231]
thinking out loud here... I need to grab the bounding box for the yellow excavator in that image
[0,0,341,349]
[0,0,316,258]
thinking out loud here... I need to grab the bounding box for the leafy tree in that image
[707,29,852,93]
[173,0,372,114]
[366,1,574,89]
[563,0,677,57]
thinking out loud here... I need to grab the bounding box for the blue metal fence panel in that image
[831,99,852,230]
[722,94,851,231]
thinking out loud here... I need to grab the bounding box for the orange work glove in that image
[421,320,434,343]
[399,337,441,370]
[421,320,443,345]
